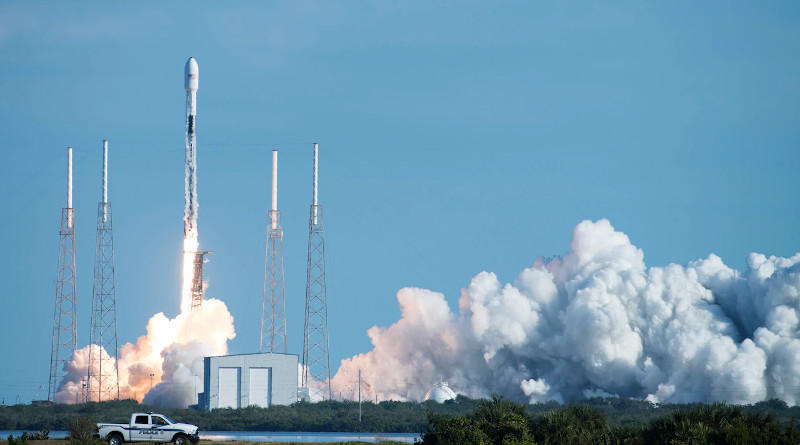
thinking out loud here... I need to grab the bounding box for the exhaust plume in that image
[332,219,800,405]
[55,298,235,407]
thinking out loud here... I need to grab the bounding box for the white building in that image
[424,382,457,403]
[201,352,298,410]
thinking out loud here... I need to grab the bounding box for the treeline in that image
[421,395,799,444]
[0,396,799,435]
[0,399,457,432]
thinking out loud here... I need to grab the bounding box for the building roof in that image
[424,382,457,403]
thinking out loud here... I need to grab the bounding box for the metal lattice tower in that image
[49,147,77,401]
[191,251,213,310]
[303,143,332,400]
[87,140,120,402]
[261,150,287,353]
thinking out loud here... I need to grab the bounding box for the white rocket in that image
[184,57,199,237]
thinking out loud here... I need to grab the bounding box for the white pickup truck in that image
[96,412,200,445]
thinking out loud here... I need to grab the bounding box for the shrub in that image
[420,395,536,445]
[7,433,27,445]
[68,416,104,445]
[29,430,50,440]
[533,404,612,445]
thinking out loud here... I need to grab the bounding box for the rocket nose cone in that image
[185,57,199,91]
[185,57,198,73]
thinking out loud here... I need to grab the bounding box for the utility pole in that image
[358,370,362,423]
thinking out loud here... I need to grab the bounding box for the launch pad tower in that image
[302,143,332,400]
[191,250,213,310]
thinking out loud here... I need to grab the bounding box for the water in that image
[204,431,419,443]
[1,431,420,443]
[1,431,69,439]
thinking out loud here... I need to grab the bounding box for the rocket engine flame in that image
[181,235,199,314]
[332,219,800,406]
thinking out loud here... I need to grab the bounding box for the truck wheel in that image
[107,433,123,445]
[173,434,188,445]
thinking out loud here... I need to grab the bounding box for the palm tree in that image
[533,404,612,445]
[473,395,532,444]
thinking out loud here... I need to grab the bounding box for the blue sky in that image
[0,1,798,404]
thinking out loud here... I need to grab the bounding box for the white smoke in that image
[331,219,800,405]
[296,363,328,402]
[55,298,235,407]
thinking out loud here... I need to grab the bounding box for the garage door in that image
[218,367,240,409]
[249,367,271,407]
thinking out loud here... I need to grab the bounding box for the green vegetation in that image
[642,403,796,445]
[0,398,474,432]
[532,404,615,444]
[67,416,103,445]
[1,396,800,444]
[6,435,27,445]
[5,430,50,445]
[422,395,536,444]
[423,397,800,445]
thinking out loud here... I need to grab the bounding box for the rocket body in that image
[184,57,199,237]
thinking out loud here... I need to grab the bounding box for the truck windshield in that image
[159,415,174,424]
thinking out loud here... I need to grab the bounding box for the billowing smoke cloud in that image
[55,298,235,407]
[332,219,800,405]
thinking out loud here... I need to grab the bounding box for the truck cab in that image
[130,413,173,442]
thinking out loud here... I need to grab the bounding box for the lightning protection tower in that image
[87,140,120,402]
[261,150,286,353]
[303,143,332,400]
[49,147,77,401]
